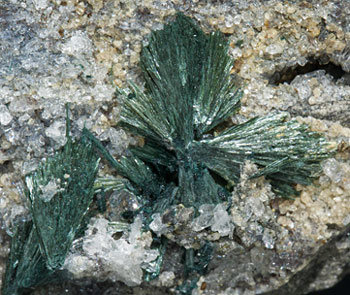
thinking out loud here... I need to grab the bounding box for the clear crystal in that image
[45,120,66,146]
[0,105,13,126]
[322,158,343,183]
[211,203,234,237]
[150,213,168,237]
[191,204,215,231]
[64,217,159,286]
[62,31,92,57]
[38,179,64,202]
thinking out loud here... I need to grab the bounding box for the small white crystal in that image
[129,215,142,244]
[65,217,159,286]
[91,83,114,102]
[150,213,168,237]
[37,85,55,99]
[322,158,343,183]
[33,0,48,10]
[191,204,215,232]
[262,229,275,249]
[159,271,175,287]
[62,31,92,57]
[39,179,63,202]
[211,203,234,237]
[296,83,312,100]
[233,14,242,25]
[0,105,13,126]
[64,254,95,279]
[265,44,284,56]
[8,98,33,113]
[103,128,129,155]
[246,197,265,218]
[45,120,66,145]
[342,214,350,226]
[18,113,31,124]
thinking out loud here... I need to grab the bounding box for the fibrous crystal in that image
[2,120,100,294]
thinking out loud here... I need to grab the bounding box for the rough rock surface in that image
[0,0,349,294]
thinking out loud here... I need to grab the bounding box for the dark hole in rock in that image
[0,160,14,174]
[268,57,348,85]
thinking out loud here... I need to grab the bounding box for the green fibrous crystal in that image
[194,112,334,197]
[2,221,55,295]
[2,119,100,294]
[25,135,99,269]
[87,12,334,217]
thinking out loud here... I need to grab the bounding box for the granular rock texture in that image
[0,0,349,294]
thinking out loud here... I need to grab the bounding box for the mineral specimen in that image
[0,6,345,295]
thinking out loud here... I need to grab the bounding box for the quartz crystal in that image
[211,203,235,237]
[191,204,216,232]
[150,213,169,237]
[37,179,64,202]
[44,120,66,146]
[62,31,93,57]
[322,158,343,183]
[65,217,159,286]
[0,105,13,126]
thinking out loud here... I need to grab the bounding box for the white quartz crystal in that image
[33,0,48,10]
[62,31,93,57]
[191,204,216,232]
[159,271,175,287]
[150,213,168,237]
[191,203,234,237]
[0,105,13,126]
[45,120,66,145]
[322,158,343,183]
[211,203,235,237]
[38,179,64,202]
[64,217,159,286]
[265,43,284,56]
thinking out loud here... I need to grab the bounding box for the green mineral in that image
[88,12,334,216]
[2,113,100,294]
[85,14,334,293]
[1,221,55,295]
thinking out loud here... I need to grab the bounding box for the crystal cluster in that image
[192,203,234,237]
[64,217,159,286]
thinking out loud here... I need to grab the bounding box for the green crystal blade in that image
[195,112,336,196]
[118,83,176,149]
[138,13,206,146]
[177,163,228,208]
[119,13,241,151]
[130,141,177,172]
[25,135,100,270]
[2,221,55,295]
[94,177,129,193]
[193,31,242,136]
[84,127,171,203]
